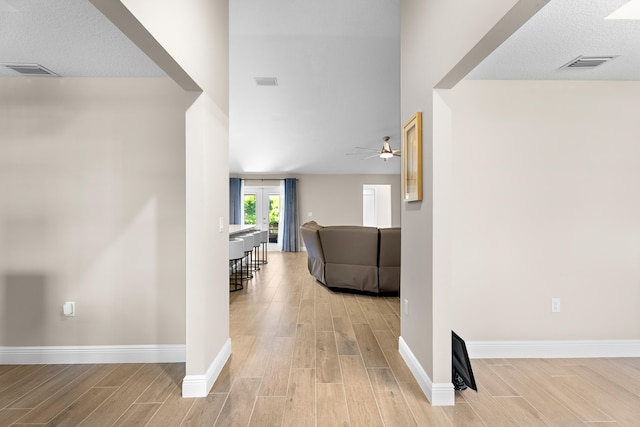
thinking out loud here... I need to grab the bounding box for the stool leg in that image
[263,241,268,264]
[257,238,268,265]
[254,246,261,267]
[243,254,252,280]
[250,246,260,271]
[229,259,243,292]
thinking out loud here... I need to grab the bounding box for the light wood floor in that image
[1,252,640,426]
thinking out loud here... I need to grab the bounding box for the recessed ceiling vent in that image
[561,55,618,69]
[0,63,59,77]
[254,77,278,86]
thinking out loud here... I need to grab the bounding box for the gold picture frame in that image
[402,112,423,202]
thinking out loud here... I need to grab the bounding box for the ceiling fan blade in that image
[347,138,400,159]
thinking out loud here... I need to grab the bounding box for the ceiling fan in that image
[346,136,401,161]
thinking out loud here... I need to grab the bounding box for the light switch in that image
[63,302,75,317]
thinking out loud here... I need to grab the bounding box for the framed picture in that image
[402,112,422,202]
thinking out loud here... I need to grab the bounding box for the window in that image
[243,194,256,225]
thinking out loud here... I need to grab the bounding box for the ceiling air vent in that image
[254,77,278,86]
[560,55,618,69]
[0,63,59,77]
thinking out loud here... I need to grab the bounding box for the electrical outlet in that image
[63,301,76,317]
[551,298,561,313]
[404,299,409,316]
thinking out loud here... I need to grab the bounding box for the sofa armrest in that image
[379,227,401,293]
[300,221,326,283]
[379,227,401,267]
[300,221,325,263]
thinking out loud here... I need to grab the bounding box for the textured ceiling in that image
[0,0,164,77]
[4,0,640,175]
[468,0,640,80]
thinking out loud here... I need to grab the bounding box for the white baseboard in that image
[467,339,640,359]
[0,344,186,364]
[398,336,454,406]
[394,338,640,406]
[182,338,231,398]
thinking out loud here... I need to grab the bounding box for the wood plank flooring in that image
[1,252,640,426]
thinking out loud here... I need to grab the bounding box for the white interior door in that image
[363,184,392,228]
[363,188,377,226]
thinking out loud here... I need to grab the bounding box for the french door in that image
[242,186,281,248]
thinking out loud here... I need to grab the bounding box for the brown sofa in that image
[300,221,400,294]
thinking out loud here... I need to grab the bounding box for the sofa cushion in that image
[319,226,379,292]
[319,226,379,265]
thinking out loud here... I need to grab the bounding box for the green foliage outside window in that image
[244,193,280,227]
[269,196,280,225]
[244,195,256,224]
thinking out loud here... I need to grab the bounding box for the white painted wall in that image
[450,80,640,341]
[121,0,229,113]
[99,0,230,395]
[400,0,546,403]
[298,175,401,227]
[0,78,186,346]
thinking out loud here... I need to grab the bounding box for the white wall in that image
[400,0,546,404]
[95,0,230,396]
[298,175,401,227]
[0,77,186,346]
[450,80,640,341]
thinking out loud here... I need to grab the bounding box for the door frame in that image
[242,184,282,250]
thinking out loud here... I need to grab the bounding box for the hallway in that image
[1,252,639,425]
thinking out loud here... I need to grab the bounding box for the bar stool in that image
[229,239,245,292]
[249,232,262,269]
[243,234,258,274]
[257,230,269,265]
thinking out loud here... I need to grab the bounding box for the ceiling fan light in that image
[380,152,394,159]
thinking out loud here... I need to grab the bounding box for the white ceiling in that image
[229,0,401,175]
[0,0,163,77]
[3,0,640,175]
[468,0,640,80]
